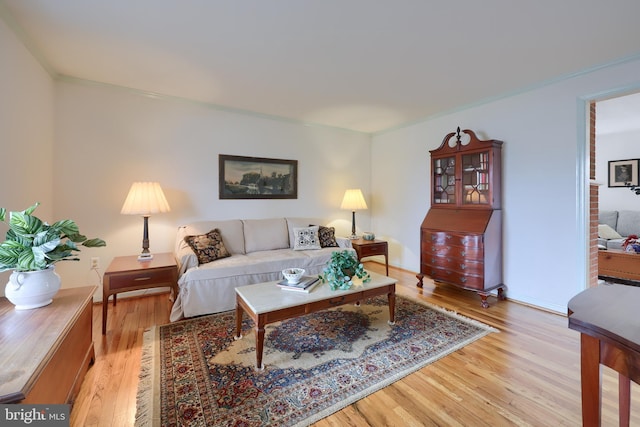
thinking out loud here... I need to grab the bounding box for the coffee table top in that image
[235,270,396,314]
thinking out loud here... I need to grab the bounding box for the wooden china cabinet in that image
[416,127,505,308]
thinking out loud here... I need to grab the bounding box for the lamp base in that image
[349,234,359,240]
[138,253,154,261]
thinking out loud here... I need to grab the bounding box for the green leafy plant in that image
[0,202,106,272]
[319,250,371,290]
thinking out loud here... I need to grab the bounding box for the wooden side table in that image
[102,253,178,334]
[351,238,389,276]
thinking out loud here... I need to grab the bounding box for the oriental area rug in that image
[135,295,497,427]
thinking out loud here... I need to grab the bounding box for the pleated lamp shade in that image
[121,182,170,260]
[121,182,171,215]
[340,189,368,211]
[341,189,367,239]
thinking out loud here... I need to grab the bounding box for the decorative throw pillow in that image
[184,228,231,264]
[311,224,339,247]
[598,224,622,240]
[293,226,321,250]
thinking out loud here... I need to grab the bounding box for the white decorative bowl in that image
[282,268,305,284]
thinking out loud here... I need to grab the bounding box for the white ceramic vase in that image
[5,266,62,310]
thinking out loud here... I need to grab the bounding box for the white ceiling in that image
[3,0,640,134]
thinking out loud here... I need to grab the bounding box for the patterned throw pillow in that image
[311,224,339,247]
[184,228,231,264]
[293,226,321,250]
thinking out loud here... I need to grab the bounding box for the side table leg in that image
[387,289,396,325]
[102,294,108,335]
[580,333,601,427]
[384,251,389,276]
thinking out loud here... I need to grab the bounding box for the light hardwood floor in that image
[70,262,640,426]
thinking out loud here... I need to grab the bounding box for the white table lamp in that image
[121,182,170,260]
[341,188,367,239]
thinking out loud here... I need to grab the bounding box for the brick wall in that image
[589,102,598,288]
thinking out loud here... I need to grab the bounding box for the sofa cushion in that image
[184,229,231,264]
[598,224,622,240]
[243,218,289,253]
[293,226,321,250]
[599,211,618,231]
[286,217,323,248]
[313,224,339,247]
[176,220,245,255]
[616,210,640,238]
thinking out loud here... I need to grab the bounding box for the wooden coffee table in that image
[235,271,397,369]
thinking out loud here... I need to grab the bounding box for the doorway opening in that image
[589,91,640,287]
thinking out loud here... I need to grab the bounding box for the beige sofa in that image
[170,217,354,321]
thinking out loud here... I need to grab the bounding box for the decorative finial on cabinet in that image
[455,127,462,146]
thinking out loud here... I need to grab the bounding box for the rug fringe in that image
[135,326,159,427]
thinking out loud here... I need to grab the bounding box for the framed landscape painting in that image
[219,155,298,199]
[608,159,639,187]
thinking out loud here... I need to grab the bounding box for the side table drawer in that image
[357,243,386,257]
[107,268,175,290]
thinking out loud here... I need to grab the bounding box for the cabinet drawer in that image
[422,231,483,249]
[357,243,387,257]
[107,268,175,290]
[422,255,483,276]
[423,244,483,261]
[429,267,485,290]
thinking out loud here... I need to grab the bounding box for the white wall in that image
[596,129,640,211]
[372,58,640,313]
[52,81,372,298]
[0,17,54,296]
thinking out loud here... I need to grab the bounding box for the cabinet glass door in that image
[461,152,489,205]
[433,156,456,204]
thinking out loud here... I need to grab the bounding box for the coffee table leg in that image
[235,302,243,340]
[388,289,396,325]
[255,316,265,370]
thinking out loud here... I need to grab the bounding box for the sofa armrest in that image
[337,237,352,249]
[175,245,198,276]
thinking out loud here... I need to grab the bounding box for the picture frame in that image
[608,159,639,187]
[219,154,298,199]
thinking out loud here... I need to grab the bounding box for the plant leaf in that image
[50,219,79,237]
[10,211,43,236]
[82,238,106,247]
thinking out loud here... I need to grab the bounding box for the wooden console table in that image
[0,286,96,404]
[568,284,640,426]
